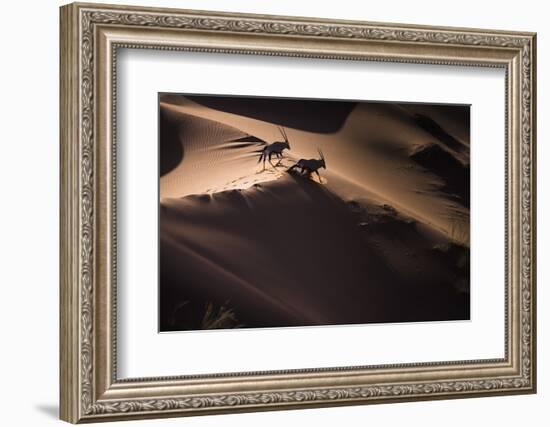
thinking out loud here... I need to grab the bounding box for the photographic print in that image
[159,94,470,332]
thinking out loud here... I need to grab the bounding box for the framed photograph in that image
[60,2,537,423]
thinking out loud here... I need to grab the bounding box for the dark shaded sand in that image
[160,174,469,331]
[409,142,469,207]
[159,107,185,176]
[169,94,356,133]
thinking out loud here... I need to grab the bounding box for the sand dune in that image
[160,96,469,244]
[158,94,470,331]
[160,174,469,331]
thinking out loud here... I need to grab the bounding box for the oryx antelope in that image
[257,126,291,168]
[287,149,326,181]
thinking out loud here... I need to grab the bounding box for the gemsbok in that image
[288,149,326,181]
[257,126,291,168]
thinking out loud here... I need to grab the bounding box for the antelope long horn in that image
[318,148,324,160]
[279,126,288,142]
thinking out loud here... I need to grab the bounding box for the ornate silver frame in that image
[60,2,537,423]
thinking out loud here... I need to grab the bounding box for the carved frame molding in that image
[60,2,536,423]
